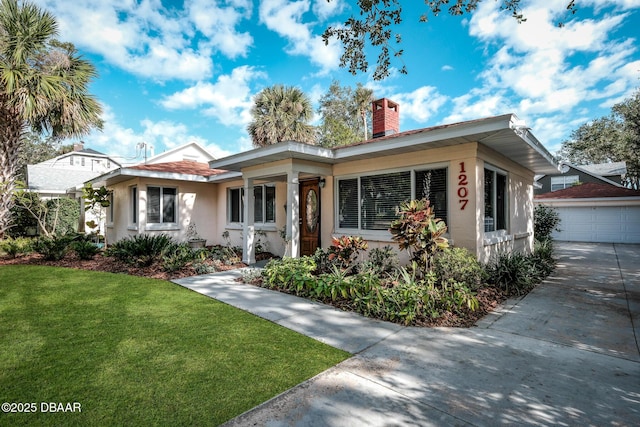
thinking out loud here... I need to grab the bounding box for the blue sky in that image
[33,0,640,164]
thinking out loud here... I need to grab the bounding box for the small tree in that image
[83,183,111,247]
[11,186,78,237]
[534,205,561,242]
[389,199,448,275]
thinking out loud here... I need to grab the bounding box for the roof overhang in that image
[209,114,560,175]
[87,167,210,186]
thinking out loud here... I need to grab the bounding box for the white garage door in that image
[553,206,640,243]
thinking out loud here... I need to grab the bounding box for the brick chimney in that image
[73,141,85,151]
[372,98,399,138]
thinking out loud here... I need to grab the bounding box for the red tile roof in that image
[535,182,640,199]
[129,160,225,177]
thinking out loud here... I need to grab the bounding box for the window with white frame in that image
[228,184,276,224]
[147,186,176,224]
[550,175,579,191]
[130,186,137,225]
[484,167,507,233]
[337,167,448,232]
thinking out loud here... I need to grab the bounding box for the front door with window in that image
[300,179,320,256]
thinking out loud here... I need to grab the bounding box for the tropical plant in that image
[106,234,175,267]
[261,256,317,294]
[534,204,561,242]
[72,239,100,260]
[161,243,196,273]
[327,235,368,271]
[247,84,315,147]
[485,251,537,297]
[0,0,102,238]
[389,199,448,274]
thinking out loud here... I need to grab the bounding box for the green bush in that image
[106,234,175,267]
[534,205,561,242]
[72,239,101,260]
[262,257,317,294]
[33,235,74,261]
[531,239,556,279]
[361,245,398,278]
[162,243,197,272]
[433,247,487,290]
[0,237,33,258]
[485,251,537,296]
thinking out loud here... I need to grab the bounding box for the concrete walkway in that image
[173,242,640,426]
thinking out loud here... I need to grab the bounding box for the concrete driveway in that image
[175,242,640,426]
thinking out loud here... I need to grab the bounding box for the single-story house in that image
[535,182,640,243]
[89,98,560,264]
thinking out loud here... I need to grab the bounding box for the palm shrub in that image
[432,247,487,290]
[534,205,561,242]
[72,239,101,260]
[106,234,175,267]
[0,236,33,258]
[389,199,448,276]
[531,238,556,279]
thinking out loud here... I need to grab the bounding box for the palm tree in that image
[247,85,315,148]
[354,84,373,141]
[0,0,102,237]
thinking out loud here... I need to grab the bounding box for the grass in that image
[0,265,350,426]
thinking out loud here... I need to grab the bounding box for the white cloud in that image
[259,0,341,74]
[160,66,265,126]
[33,0,253,81]
[312,0,345,21]
[447,0,640,137]
[441,65,454,71]
[392,86,449,123]
[82,105,234,164]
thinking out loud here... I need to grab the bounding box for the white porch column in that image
[243,178,256,265]
[286,171,300,258]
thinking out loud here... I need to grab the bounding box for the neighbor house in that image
[89,99,560,264]
[534,161,627,195]
[26,142,121,234]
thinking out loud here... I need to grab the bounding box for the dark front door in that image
[300,179,320,256]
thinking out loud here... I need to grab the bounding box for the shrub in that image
[531,238,556,279]
[534,205,561,242]
[485,251,537,297]
[361,245,399,278]
[327,236,368,271]
[432,247,487,290]
[389,199,448,275]
[72,239,101,260]
[33,235,74,261]
[161,243,197,272]
[106,234,175,267]
[0,237,33,258]
[262,257,317,294]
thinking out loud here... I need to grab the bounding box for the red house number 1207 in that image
[458,162,469,210]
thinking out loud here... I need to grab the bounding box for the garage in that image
[535,182,640,244]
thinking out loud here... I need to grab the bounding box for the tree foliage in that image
[247,84,316,147]
[317,81,374,147]
[0,0,102,238]
[322,0,578,80]
[559,89,640,189]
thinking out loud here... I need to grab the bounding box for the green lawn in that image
[0,265,350,426]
